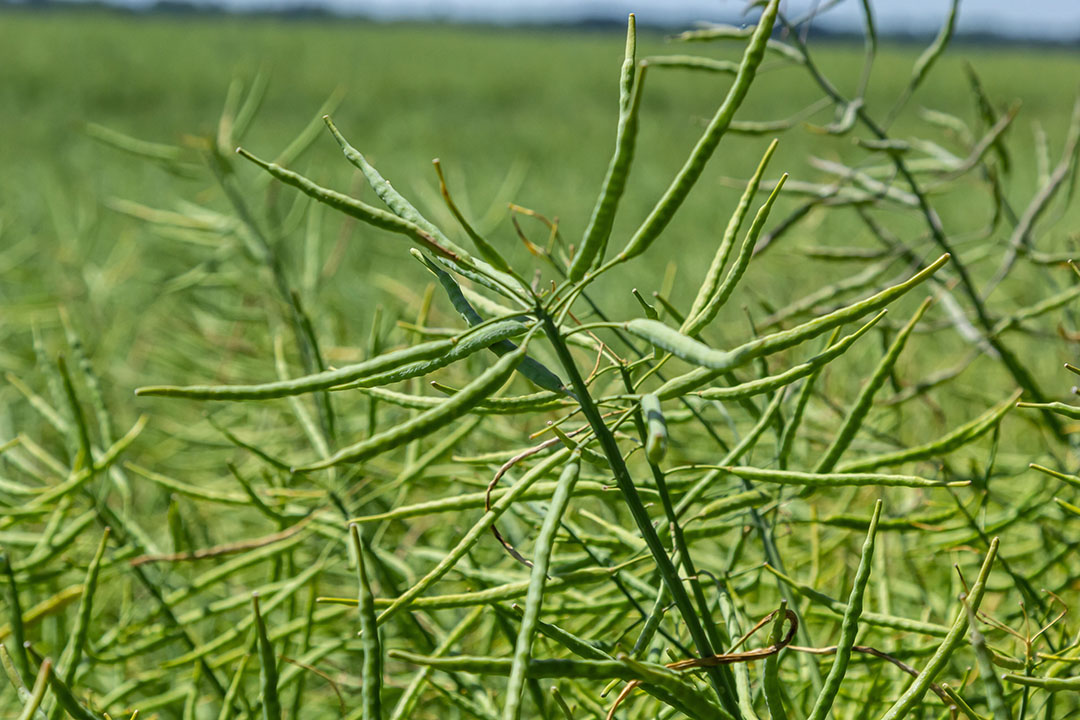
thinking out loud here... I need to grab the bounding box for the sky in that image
[59,0,1080,41]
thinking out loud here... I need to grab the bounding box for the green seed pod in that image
[838,390,1020,473]
[807,501,882,720]
[390,650,682,683]
[251,594,281,720]
[682,140,780,336]
[717,466,960,489]
[688,170,788,333]
[907,0,959,101]
[878,538,999,720]
[15,657,50,720]
[324,116,467,258]
[547,425,608,466]
[762,601,789,720]
[375,446,572,625]
[1016,400,1080,420]
[358,387,568,415]
[1,555,30,682]
[28,415,147,509]
[613,0,780,268]
[814,297,932,473]
[349,525,382,720]
[44,661,104,720]
[761,565,949,637]
[389,607,484,720]
[411,249,569,396]
[236,146,460,261]
[137,320,525,400]
[569,14,643,280]
[297,340,527,471]
[695,310,884,402]
[56,528,110,689]
[645,253,950,397]
[1003,674,1080,692]
[325,117,529,299]
[965,602,1012,720]
[344,321,531,391]
[87,123,200,177]
[502,456,581,720]
[643,55,739,74]
[640,394,667,464]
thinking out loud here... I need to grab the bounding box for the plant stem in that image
[538,311,743,718]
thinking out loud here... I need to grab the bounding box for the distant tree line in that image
[1,0,1077,47]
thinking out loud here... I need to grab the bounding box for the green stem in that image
[538,312,743,719]
[623,370,730,658]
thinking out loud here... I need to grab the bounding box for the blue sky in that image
[74,0,1080,40]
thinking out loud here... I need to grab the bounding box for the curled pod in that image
[641,393,668,464]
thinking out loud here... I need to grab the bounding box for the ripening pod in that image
[642,393,668,464]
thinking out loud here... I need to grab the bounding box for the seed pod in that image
[16,657,50,720]
[640,394,667,464]
[502,456,581,720]
[349,478,639,525]
[251,594,281,720]
[695,310,883,402]
[376,447,571,625]
[359,387,568,415]
[324,117,465,254]
[682,172,788,334]
[814,297,932,473]
[412,249,569,396]
[56,528,110,689]
[217,654,251,720]
[642,55,739,74]
[349,525,382,720]
[683,139,779,335]
[137,320,525,400]
[432,159,514,273]
[839,390,1019,473]
[763,564,949,637]
[297,340,526,471]
[691,489,771,524]
[718,466,959,489]
[613,0,780,267]
[965,602,1011,720]
[44,661,103,720]
[324,118,528,298]
[547,425,608,466]
[87,123,200,177]
[907,0,959,102]
[1016,400,1080,420]
[569,14,645,279]
[807,501,882,720]
[237,146,460,260]
[878,539,998,720]
[389,607,484,720]
[1,555,29,682]
[669,23,805,63]
[645,253,950,397]
[390,649,686,682]
[763,601,789,720]
[1003,674,1080,692]
[345,321,530,391]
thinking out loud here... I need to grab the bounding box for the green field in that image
[4,12,1079,380]
[3,7,1080,720]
